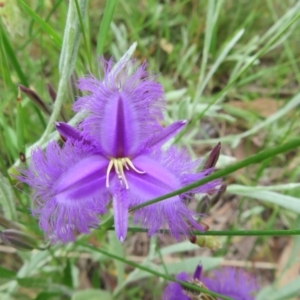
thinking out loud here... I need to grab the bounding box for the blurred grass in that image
[0,0,300,299]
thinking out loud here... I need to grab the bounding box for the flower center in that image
[106,157,145,189]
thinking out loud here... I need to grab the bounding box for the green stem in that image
[80,243,233,300]
[130,138,300,211]
[119,227,300,236]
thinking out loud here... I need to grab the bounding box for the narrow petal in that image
[93,93,144,157]
[146,120,187,148]
[112,187,129,242]
[73,59,165,157]
[19,141,110,242]
[55,122,94,147]
[55,122,82,141]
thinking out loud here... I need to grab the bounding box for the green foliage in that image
[0,0,300,299]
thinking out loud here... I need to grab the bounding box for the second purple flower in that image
[20,59,220,243]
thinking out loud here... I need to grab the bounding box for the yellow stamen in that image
[124,158,145,174]
[106,160,114,188]
[106,157,145,189]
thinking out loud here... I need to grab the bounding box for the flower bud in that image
[203,142,221,170]
[0,229,38,251]
[0,215,23,230]
[18,85,51,116]
[189,235,222,250]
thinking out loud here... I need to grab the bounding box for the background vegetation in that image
[0,0,300,299]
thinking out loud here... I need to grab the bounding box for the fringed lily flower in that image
[20,59,220,243]
[163,265,258,300]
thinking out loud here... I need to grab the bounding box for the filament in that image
[106,157,145,189]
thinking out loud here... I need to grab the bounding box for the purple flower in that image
[20,59,220,243]
[163,265,258,300]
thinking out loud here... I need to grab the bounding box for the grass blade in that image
[197,0,224,96]
[17,0,62,47]
[0,22,28,86]
[227,185,300,213]
[96,0,118,55]
[0,172,17,220]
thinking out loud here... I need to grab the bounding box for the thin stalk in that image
[120,227,300,237]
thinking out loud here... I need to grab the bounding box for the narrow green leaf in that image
[0,266,16,279]
[203,89,300,146]
[17,277,48,288]
[0,172,17,220]
[227,185,300,213]
[74,0,92,70]
[72,289,112,300]
[257,277,300,300]
[62,259,73,288]
[17,0,62,47]
[35,291,62,300]
[96,0,118,55]
[108,231,124,285]
[195,27,244,106]
[198,0,224,86]
[0,23,28,86]
[161,241,199,254]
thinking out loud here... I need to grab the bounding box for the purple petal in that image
[19,141,110,242]
[193,265,202,281]
[55,122,82,141]
[202,268,259,300]
[163,272,190,300]
[203,142,221,170]
[73,59,165,157]
[111,184,129,242]
[123,154,203,238]
[182,168,221,195]
[146,120,187,148]
[120,146,220,238]
[55,122,95,147]
[54,155,108,199]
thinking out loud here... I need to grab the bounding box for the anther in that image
[105,157,145,189]
[124,158,145,174]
